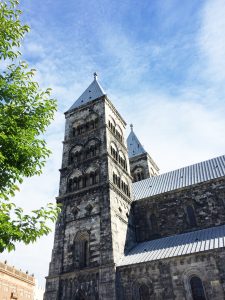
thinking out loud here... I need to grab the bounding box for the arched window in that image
[110,142,118,161]
[113,172,130,196]
[72,119,85,136]
[149,214,158,235]
[85,166,99,186]
[108,116,116,132]
[67,170,83,192]
[85,139,100,159]
[186,205,197,227]
[132,167,144,182]
[190,276,206,300]
[68,178,73,192]
[83,175,88,188]
[86,112,99,131]
[74,151,82,162]
[90,172,96,185]
[139,284,151,300]
[69,145,83,164]
[74,231,89,268]
[118,151,127,170]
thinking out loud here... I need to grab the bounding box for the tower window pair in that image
[73,117,98,137]
[86,145,99,158]
[113,172,130,197]
[69,141,100,165]
[108,120,123,142]
[68,171,99,192]
[110,145,127,171]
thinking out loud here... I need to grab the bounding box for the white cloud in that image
[119,88,225,173]
[198,0,225,83]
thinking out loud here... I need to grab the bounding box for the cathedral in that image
[44,74,225,300]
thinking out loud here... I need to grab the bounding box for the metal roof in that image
[118,224,225,266]
[132,155,225,200]
[68,75,106,111]
[127,125,146,158]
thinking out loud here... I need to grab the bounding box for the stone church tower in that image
[44,74,135,300]
[45,74,225,300]
[127,124,159,182]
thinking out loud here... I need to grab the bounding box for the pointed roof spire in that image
[127,125,146,158]
[68,73,106,111]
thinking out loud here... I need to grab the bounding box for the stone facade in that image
[134,177,225,242]
[117,249,225,300]
[44,77,225,300]
[129,152,159,182]
[45,93,135,300]
[0,261,35,300]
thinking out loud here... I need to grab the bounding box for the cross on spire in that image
[130,124,133,131]
[93,72,98,80]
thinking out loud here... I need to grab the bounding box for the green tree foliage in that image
[0,0,60,252]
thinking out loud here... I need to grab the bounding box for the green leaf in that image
[0,0,59,252]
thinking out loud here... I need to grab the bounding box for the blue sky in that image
[2,0,225,287]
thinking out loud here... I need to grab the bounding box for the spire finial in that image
[130,124,133,131]
[93,72,98,80]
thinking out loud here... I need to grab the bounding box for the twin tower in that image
[44,74,159,300]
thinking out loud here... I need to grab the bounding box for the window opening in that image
[190,276,206,300]
[187,205,197,227]
[139,284,150,300]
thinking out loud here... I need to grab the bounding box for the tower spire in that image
[67,72,105,111]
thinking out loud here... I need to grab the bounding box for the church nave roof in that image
[132,155,225,200]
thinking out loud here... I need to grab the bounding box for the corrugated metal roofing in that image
[118,224,225,266]
[68,77,106,111]
[127,125,146,158]
[132,155,225,200]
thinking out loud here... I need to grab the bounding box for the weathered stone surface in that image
[44,84,225,300]
[117,250,225,300]
[134,178,225,242]
[45,96,134,300]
